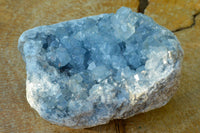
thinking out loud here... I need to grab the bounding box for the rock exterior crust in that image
[18,7,183,129]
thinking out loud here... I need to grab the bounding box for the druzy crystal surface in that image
[18,7,183,128]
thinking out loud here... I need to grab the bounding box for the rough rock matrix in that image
[18,7,183,128]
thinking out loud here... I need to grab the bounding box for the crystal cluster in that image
[18,7,183,128]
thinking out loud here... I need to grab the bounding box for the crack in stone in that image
[114,120,121,133]
[138,0,149,13]
[114,120,126,133]
[172,12,200,32]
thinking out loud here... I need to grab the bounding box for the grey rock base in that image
[18,7,183,129]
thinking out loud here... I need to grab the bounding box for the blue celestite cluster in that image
[18,7,183,128]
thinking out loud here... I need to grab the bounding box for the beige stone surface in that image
[1,0,200,132]
[145,0,200,31]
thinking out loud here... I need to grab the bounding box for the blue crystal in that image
[18,7,184,129]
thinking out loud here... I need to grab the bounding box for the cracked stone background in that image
[0,0,200,132]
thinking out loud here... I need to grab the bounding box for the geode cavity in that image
[18,7,184,128]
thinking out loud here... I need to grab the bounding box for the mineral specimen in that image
[18,7,184,128]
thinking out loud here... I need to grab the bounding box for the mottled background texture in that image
[0,0,200,132]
